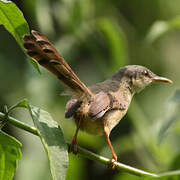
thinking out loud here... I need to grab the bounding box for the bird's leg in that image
[71,127,79,153]
[70,119,81,154]
[104,126,117,169]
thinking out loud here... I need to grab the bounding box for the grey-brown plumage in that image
[23,30,173,167]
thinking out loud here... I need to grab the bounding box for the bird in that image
[23,30,173,168]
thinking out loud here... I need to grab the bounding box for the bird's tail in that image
[23,30,92,99]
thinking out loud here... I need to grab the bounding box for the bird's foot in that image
[109,156,117,170]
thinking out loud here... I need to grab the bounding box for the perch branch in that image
[0,112,159,177]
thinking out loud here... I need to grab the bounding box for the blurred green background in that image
[0,0,180,179]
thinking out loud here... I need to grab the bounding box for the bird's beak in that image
[152,76,173,84]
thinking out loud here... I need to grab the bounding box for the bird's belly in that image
[73,109,126,135]
[74,115,104,135]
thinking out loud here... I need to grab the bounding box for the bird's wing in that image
[88,91,128,120]
[23,30,92,99]
[88,91,110,120]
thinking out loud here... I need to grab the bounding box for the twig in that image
[75,145,158,177]
[0,112,160,177]
[0,112,38,136]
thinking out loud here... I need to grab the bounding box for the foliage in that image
[0,0,40,72]
[0,0,180,180]
[0,98,69,180]
[0,0,29,48]
[0,131,21,180]
[28,104,68,180]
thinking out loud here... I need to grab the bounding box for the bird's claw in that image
[108,157,117,170]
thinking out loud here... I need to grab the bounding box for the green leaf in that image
[0,130,22,180]
[28,105,68,180]
[0,0,29,48]
[146,16,180,43]
[158,90,180,145]
[8,99,29,112]
[0,0,40,73]
[29,58,41,74]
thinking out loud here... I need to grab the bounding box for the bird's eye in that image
[143,70,149,76]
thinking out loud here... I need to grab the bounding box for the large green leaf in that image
[8,99,29,113]
[0,0,40,73]
[0,130,22,180]
[28,105,68,180]
[0,0,29,48]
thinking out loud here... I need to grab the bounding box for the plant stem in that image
[0,112,158,177]
[76,145,158,177]
[0,112,38,136]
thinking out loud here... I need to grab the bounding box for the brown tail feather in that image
[23,30,92,99]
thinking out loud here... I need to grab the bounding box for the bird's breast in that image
[103,109,127,132]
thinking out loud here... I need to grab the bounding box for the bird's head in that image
[112,65,173,93]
